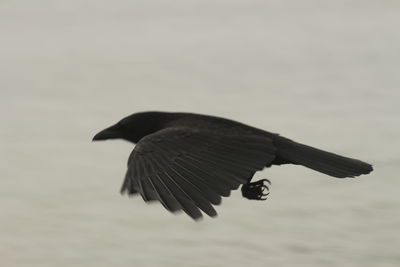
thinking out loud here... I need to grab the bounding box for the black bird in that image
[93,111,373,220]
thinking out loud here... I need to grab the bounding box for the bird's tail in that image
[274,137,373,178]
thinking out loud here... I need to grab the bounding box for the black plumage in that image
[93,111,373,220]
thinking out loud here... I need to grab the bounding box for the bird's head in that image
[92,112,168,143]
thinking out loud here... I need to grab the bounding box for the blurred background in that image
[1,0,399,266]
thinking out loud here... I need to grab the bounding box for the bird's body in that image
[93,111,373,220]
[113,111,274,142]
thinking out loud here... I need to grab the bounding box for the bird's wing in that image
[121,127,276,220]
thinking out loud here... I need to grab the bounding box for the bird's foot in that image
[241,179,271,200]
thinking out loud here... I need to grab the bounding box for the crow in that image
[93,111,373,220]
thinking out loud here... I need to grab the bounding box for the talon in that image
[241,178,272,200]
[260,179,271,185]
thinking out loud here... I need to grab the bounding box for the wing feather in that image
[155,141,228,199]
[147,157,203,219]
[122,127,276,219]
[144,160,182,212]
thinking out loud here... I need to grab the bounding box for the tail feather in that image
[275,137,373,178]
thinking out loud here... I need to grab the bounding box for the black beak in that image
[92,124,122,141]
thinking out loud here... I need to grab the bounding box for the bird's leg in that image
[241,179,271,200]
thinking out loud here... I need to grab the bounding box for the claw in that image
[260,178,271,185]
[241,178,272,200]
[261,186,269,193]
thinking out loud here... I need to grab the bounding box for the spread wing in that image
[121,127,276,220]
